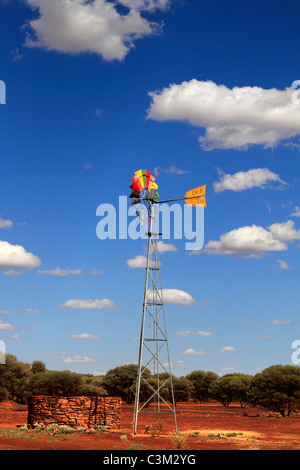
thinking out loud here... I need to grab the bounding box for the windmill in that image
[129,169,206,435]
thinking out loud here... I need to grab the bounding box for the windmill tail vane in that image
[129,168,206,209]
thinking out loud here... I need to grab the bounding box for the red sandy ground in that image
[0,400,299,450]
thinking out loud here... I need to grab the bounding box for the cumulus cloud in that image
[69,333,99,340]
[0,217,13,229]
[24,0,167,61]
[147,79,300,150]
[177,330,212,337]
[38,266,82,276]
[0,320,14,331]
[276,259,291,270]
[3,269,24,276]
[154,166,189,177]
[269,220,300,241]
[59,298,118,309]
[126,255,147,268]
[157,241,178,253]
[126,246,175,268]
[204,225,286,258]
[291,206,300,217]
[203,220,300,258]
[157,288,197,306]
[118,0,170,11]
[181,348,207,356]
[220,346,236,352]
[0,240,41,269]
[62,355,95,363]
[266,319,291,325]
[88,268,104,275]
[213,168,287,193]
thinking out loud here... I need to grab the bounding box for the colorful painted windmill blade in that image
[135,169,146,189]
[141,169,147,188]
[145,170,151,189]
[129,189,141,198]
[130,175,142,194]
[148,174,155,191]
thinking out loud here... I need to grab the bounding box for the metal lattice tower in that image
[133,204,177,435]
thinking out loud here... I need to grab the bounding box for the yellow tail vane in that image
[185,185,206,207]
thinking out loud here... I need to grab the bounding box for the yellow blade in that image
[185,185,206,207]
[135,169,145,189]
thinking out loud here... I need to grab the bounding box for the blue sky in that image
[0,0,300,377]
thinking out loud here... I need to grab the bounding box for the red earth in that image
[0,400,299,450]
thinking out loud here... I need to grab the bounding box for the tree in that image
[79,375,107,396]
[29,370,82,396]
[248,365,300,417]
[102,364,142,403]
[208,373,253,407]
[0,354,31,403]
[186,370,218,402]
[172,377,194,404]
[31,360,46,374]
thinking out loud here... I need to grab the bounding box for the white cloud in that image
[213,168,286,193]
[62,355,95,363]
[0,240,41,269]
[153,166,189,177]
[126,255,147,268]
[203,220,300,258]
[118,0,169,11]
[69,333,99,340]
[38,266,82,276]
[88,268,104,275]
[147,79,300,150]
[159,288,197,306]
[204,225,286,258]
[0,320,14,331]
[26,308,40,313]
[24,0,166,61]
[267,319,291,325]
[0,310,9,314]
[276,259,291,270]
[177,330,212,337]
[84,162,93,170]
[0,217,13,229]
[291,206,300,217]
[157,241,178,253]
[59,298,118,309]
[268,220,300,241]
[181,348,207,356]
[176,359,186,367]
[220,346,236,352]
[3,269,24,276]
[10,47,23,61]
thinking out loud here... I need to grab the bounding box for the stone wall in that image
[27,396,121,430]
